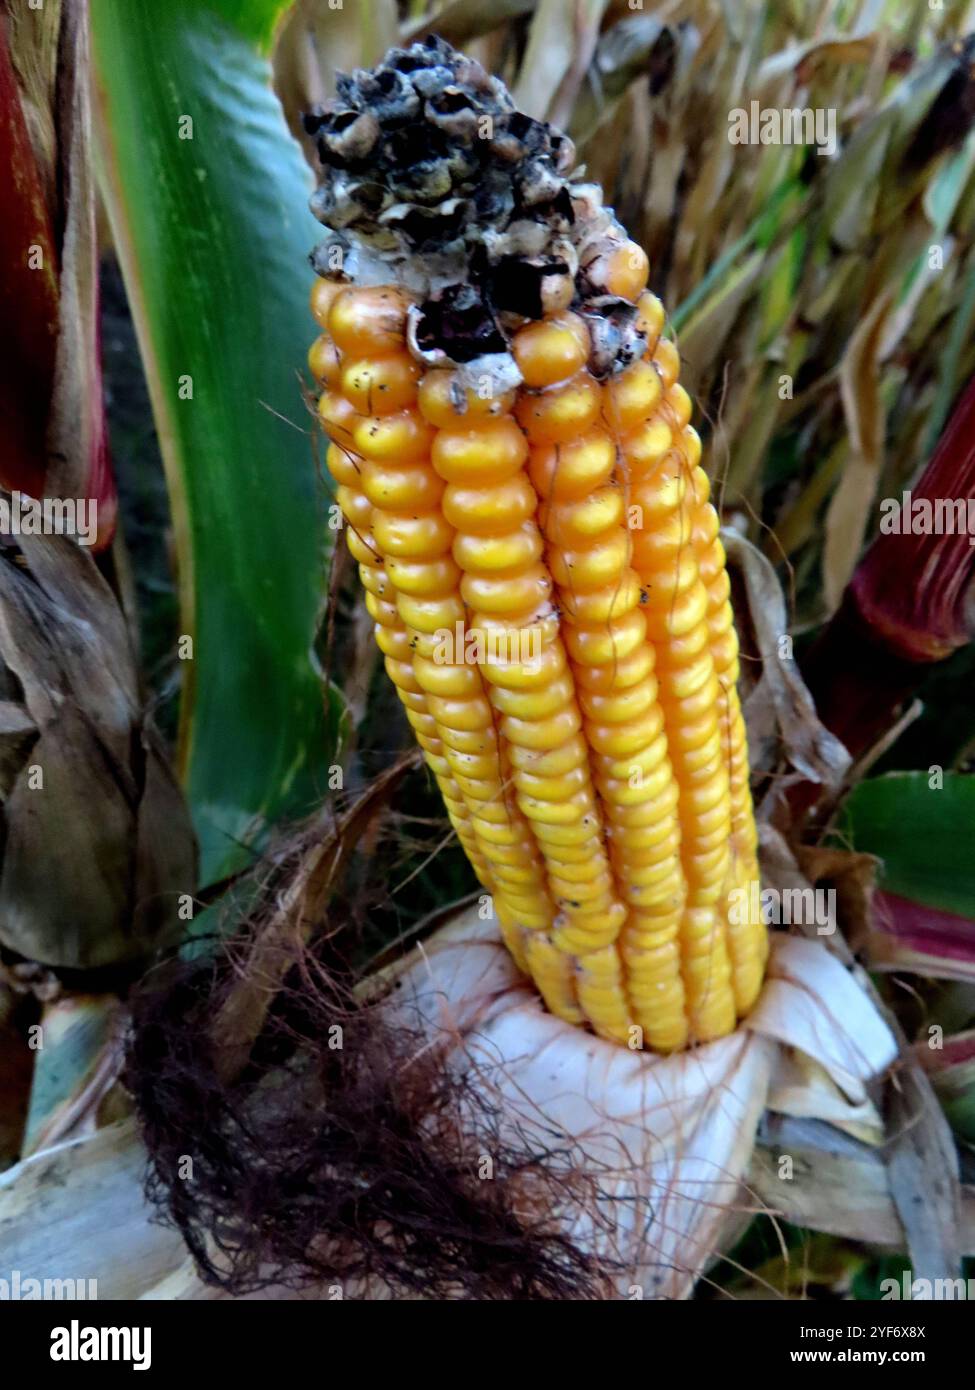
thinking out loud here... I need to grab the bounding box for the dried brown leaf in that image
[44,0,113,537]
[4,0,61,212]
[885,1062,964,1283]
[513,0,610,124]
[722,528,851,796]
[0,985,31,1169]
[752,1114,975,1252]
[795,844,881,955]
[823,291,893,611]
[405,0,536,46]
[0,532,196,969]
[756,33,877,88]
[569,15,679,144]
[760,826,965,1282]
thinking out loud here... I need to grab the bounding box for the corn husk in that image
[372,905,896,1299]
[0,902,898,1300]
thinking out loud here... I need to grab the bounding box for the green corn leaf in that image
[671,176,801,333]
[91,0,339,883]
[841,771,975,919]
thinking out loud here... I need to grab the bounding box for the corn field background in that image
[2,0,975,1308]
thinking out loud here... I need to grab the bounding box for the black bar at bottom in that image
[3,1295,968,1375]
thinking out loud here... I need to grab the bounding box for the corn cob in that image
[304,37,766,1050]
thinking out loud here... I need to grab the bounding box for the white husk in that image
[378,905,898,1299]
[0,908,897,1300]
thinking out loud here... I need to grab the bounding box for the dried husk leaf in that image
[751,1114,975,1251]
[0,1120,188,1298]
[6,1104,970,1304]
[760,824,965,1285]
[0,1118,313,1300]
[0,532,195,969]
[722,528,852,796]
[822,291,892,611]
[0,907,898,1301]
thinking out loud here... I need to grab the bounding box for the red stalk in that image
[801,373,975,763]
[0,4,116,549]
[0,13,59,498]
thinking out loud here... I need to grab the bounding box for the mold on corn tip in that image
[305,34,648,388]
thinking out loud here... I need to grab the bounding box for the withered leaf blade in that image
[723,528,851,793]
[0,529,196,970]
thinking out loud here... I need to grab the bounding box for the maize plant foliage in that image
[90,0,342,882]
[0,531,196,971]
[845,772,975,919]
[1,0,975,1302]
[305,36,769,1050]
[0,0,192,974]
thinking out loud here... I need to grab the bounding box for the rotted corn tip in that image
[304,33,648,388]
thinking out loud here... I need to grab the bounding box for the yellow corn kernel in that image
[512,312,590,388]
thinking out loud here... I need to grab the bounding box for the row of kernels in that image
[621,404,736,1038]
[426,339,624,1025]
[574,944,635,1046]
[527,359,688,1043]
[585,271,697,1050]
[317,288,551,957]
[683,444,767,1011]
[416,369,585,967]
[318,421,496,893]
